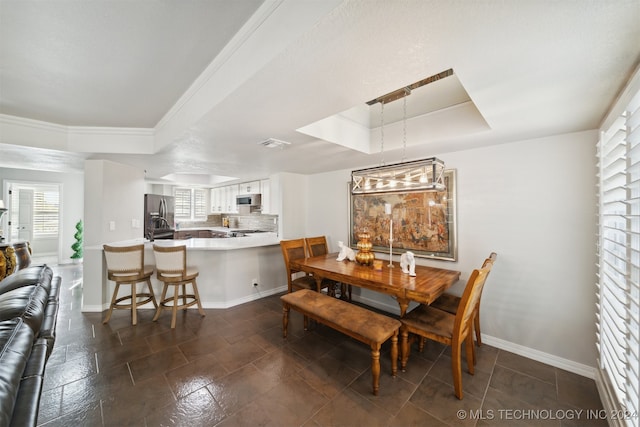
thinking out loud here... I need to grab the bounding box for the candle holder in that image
[388,237,394,268]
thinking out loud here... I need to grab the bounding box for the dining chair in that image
[103,244,157,325]
[305,236,348,300]
[280,239,332,295]
[152,244,205,328]
[429,252,497,347]
[400,262,494,400]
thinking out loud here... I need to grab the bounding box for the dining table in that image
[289,253,461,316]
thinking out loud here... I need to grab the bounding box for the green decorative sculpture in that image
[71,220,83,260]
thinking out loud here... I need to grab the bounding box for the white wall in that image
[83,159,146,310]
[84,159,146,245]
[0,167,84,262]
[306,130,598,374]
[271,172,309,239]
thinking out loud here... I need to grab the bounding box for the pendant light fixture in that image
[351,71,449,195]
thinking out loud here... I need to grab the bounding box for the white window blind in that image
[596,86,640,426]
[33,190,59,236]
[175,188,207,220]
[194,189,206,218]
[174,188,191,218]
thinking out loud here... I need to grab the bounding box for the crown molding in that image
[0,114,155,154]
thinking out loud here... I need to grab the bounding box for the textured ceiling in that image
[1,0,639,185]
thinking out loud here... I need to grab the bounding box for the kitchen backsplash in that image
[178,213,278,232]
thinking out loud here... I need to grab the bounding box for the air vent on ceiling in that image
[258,138,291,149]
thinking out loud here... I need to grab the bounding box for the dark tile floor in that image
[37,264,606,426]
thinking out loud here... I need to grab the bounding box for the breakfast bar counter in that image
[82,233,286,313]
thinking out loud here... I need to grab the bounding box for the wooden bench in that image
[281,289,401,395]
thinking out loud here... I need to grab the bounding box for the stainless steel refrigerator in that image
[144,194,175,240]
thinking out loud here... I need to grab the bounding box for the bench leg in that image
[390,330,398,378]
[282,304,290,338]
[400,328,410,372]
[370,343,381,396]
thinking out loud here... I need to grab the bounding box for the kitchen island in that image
[82,232,286,313]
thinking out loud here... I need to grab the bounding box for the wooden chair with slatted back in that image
[400,261,494,400]
[152,244,205,328]
[430,252,497,347]
[304,236,346,300]
[103,244,158,325]
[280,239,331,295]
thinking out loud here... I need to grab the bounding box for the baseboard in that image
[481,334,596,379]
[80,285,289,312]
[594,368,625,427]
[351,293,597,380]
[201,285,288,309]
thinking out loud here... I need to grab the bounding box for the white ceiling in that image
[1,0,639,186]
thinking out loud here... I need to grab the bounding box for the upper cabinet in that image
[211,184,238,213]
[210,179,269,213]
[240,181,260,194]
[260,179,271,214]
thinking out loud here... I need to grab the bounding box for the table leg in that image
[314,276,323,293]
[397,297,410,317]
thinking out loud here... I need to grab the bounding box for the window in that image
[174,188,207,220]
[596,82,639,426]
[9,184,60,239]
[33,190,59,236]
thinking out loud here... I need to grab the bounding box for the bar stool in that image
[152,244,205,328]
[103,244,158,325]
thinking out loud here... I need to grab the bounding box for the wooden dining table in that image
[289,253,461,316]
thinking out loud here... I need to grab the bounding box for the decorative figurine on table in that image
[400,251,416,276]
[336,241,356,262]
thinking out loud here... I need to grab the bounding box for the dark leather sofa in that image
[0,244,60,426]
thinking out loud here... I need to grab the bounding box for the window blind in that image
[33,190,59,236]
[174,188,191,218]
[194,189,206,218]
[175,188,207,220]
[596,87,640,426]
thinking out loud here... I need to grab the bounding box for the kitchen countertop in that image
[91,232,279,251]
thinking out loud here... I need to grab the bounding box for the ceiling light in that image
[352,157,445,194]
[352,71,450,195]
[259,138,291,149]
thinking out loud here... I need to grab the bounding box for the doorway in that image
[3,181,62,264]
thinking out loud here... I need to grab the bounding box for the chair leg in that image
[191,279,205,316]
[153,283,168,322]
[282,304,290,338]
[146,279,158,309]
[171,285,179,329]
[103,283,121,324]
[465,336,475,375]
[182,284,187,306]
[131,281,137,326]
[451,342,463,400]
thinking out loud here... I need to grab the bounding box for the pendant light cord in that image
[380,101,385,166]
[402,94,407,162]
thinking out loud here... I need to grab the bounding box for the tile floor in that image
[36,264,606,426]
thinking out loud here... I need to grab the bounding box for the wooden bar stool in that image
[103,244,157,325]
[152,244,205,328]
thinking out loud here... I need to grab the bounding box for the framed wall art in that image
[349,169,457,261]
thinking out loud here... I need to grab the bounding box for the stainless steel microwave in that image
[236,194,261,206]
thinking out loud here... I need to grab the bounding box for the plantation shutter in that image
[194,189,207,218]
[174,188,191,218]
[596,85,640,426]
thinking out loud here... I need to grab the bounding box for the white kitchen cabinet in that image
[260,179,270,213]
[210,187,222,212]
[240,181,260,194]
[211,184,239,213]
[228,185,239,213]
